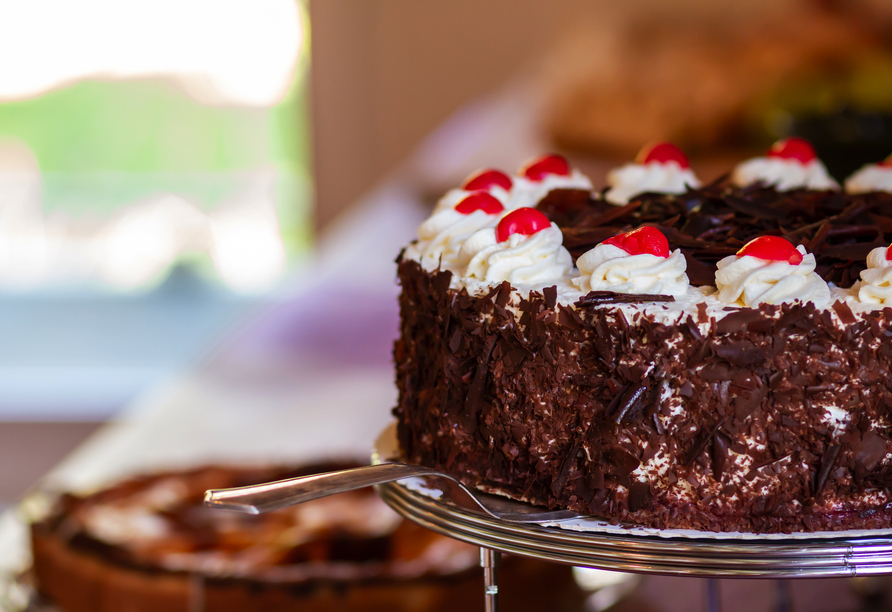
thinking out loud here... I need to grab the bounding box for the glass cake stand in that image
[373,430,892,612]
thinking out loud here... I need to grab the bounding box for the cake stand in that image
[376,474,892,612]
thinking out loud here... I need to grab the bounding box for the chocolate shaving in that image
[575,291,674,307]
[696,302,709,324]
[495,281,511,307]
[581,200,640,228]
[607,447,641,486]
[684,420,723,468]
[448,329,462,353]
[552,444,578,497]
[807,220,831,252]
[814,444,841,498]
[461,335,497,433]
[831,300,857,325]
[431,269,452,295]
[628,481,653,513]
[552,421,592,496]
[854,432,888,470]
[683,253,718,286]
[613,383,649,424]
[711,431,731,482]
[713,341,768,367]
[716,309,766,335]
[543,285,557,310]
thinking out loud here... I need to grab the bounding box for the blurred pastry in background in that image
[545,0,892,180]
[30,463,583,612]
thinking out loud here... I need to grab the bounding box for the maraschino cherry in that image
[878,154,892,168]
[767,138,817,164]
[736,236,803,265]
[520,155,571,182]
[603,226,670,258]
[496,208,550,243]
[636,142,690,169]
[454,192,505,215]
[462,169,513,191]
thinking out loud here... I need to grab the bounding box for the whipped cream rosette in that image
[604,142,701,205]
[571,226,689,296]
[731,138,838,191]
[508,154,592,210]
[845,155,892,194]
[458,207,572,285]
[715,236,830,307]
[413,190,508,270]
[858,244,892,304]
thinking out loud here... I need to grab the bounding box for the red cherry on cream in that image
[636,142,690,169]
[520,155,571,182]
[454,192,505,215]
[767,138,817,164]
[878,154,892,168]
[462,169,513,191]
[603,226,670,258]
[736,236,803,265]
[886,242,892,262]
[496,207,551,243]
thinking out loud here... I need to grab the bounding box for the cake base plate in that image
[374,424,892,578]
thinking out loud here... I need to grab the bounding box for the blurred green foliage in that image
[0,77,312,252]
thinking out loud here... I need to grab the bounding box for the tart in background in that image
[30,463,582,612]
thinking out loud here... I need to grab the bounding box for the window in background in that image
[0,0,311,418]
[0,0,310,293]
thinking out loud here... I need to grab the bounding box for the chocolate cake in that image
[30,464,576,612]
[393,143,892,533]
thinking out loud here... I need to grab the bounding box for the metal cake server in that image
[204,462,582,523]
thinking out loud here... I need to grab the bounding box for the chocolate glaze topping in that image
[538,182,892,286]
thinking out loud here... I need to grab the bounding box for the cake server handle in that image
[203,463,442,514]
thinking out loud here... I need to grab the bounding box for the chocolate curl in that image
[814,444,841,498]
[575,291,674,308]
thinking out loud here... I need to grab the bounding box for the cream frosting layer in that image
[845,164,892,194]
[457,223,572,285]
[414,208,502,270]
[731,157,838,191]
[572,243,689,297]
[434,266,866,328]
[715,246,831,308]
[402,157,892,332]
[604,162,700,205]
[858,246,892,304]
[431,170,590,215]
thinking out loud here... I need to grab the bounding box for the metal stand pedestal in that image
[480,547,501,612]
[379,480,892,611]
